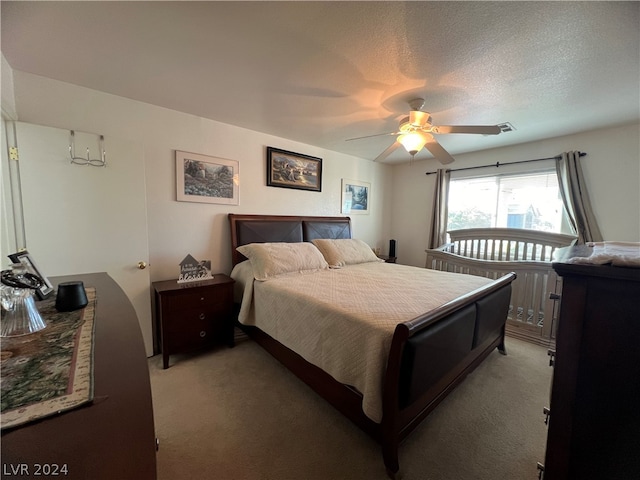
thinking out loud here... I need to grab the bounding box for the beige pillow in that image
[312,238,382,267]
[236,242,328,281]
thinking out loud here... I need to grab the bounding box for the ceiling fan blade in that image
[424,136,455,164]
[432,125,501,135]
[345,132,398,142]
[373,141,400,162]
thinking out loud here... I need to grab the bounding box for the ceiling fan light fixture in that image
[398,131,428,156]
[409,110,431,127]
[346,97,500,165]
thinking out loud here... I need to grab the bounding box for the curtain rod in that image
[425,151,586,175]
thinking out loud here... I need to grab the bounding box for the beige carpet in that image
[148,335,551,480]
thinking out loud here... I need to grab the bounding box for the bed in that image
[228,214,516,477]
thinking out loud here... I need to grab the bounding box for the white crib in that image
[425,228,576,346]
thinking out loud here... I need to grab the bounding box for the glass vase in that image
[0,284,47,337]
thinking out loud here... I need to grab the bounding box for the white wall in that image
[7,69,639,277]
[1,120,14,263]
[1,54,18,264]
[391,123,640,267]
[1,54,16,119]
[9,71,393,281]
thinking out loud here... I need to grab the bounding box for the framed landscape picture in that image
[176,151,239,205]
[341,179,370,214]
[266,147,322,192]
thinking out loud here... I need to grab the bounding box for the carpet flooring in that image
[148,335,551,480]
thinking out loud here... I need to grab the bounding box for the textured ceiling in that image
[2,1,639,164]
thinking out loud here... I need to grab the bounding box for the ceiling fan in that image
[346,98,502,164]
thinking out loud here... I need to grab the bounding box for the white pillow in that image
[236,242,328,281]
[312,238,382,267]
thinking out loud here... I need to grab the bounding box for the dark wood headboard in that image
[228,214,352,266]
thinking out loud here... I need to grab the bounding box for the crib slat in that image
[532,272,545,326]
[539,244,548,261]
[523,272,534,323]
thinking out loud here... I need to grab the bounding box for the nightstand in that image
[152,274,235,369]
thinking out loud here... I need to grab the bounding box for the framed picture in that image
[176,151,239,205]
[266,147,322,192]
[7,250,54,300]
[341,179,370,215]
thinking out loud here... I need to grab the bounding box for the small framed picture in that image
[176,151,239,205]
[8,250,54,300]
[266,147,322,192]
[341,179,370,215]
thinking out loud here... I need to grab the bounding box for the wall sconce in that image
[69,130,106,167]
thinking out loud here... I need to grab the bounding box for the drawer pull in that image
[199,330,207,338]
[543,406,550,425]
[199,313,206,320]
[200,297,205,301]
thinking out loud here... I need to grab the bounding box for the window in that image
[447,170,570,234]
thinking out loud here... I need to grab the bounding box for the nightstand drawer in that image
[165,316,219,352]
[163,286,232,313]
[163,308,230,334]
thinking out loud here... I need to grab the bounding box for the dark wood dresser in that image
[1,273,157,479]
[540,245,640,480]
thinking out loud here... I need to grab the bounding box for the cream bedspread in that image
[231,261,493,423]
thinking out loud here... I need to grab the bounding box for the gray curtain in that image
[556,151,603,244]
[428,168,450,248]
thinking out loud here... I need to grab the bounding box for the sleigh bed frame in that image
[228,214,516,477]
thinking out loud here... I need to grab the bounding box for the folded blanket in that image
[568,242,640,267]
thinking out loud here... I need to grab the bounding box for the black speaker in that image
[55,281,88,312]
[389,239,396,257]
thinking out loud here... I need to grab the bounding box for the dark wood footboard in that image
[381,275,514,475]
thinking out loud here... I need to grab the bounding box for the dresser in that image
[540,246,640,479]
[1,273,157,479]
[153,275,235,368]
